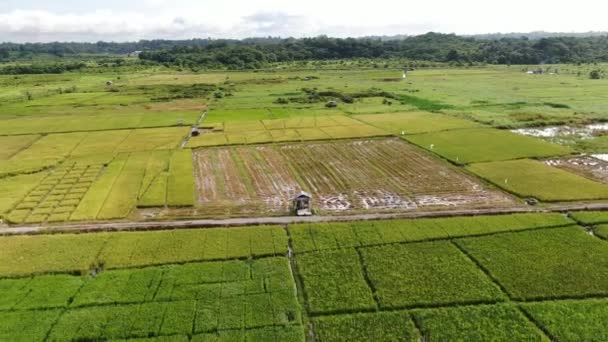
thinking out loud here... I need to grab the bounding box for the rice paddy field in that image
[2,213,608,341]
[3,66,608,223]
[2,64,608,340]
[193,138,514,216]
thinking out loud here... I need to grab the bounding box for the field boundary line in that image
[450,240,514,299]
[0,123,196,138]
[0,253,285,280]
[308,298,506,318]
[5,134,43,160]
[567,212,608,242]
[409,313,427,342]
[292,223,578,255]
[42,274,91,342]
[9,293,608,318]
[517,306,558,342]
[354,247,381,308]
[307,295,608,319]
[285,226,316,341]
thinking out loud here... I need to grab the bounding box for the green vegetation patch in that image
[0,172,46,215]
[115,127,188,153]
[595,224,608,239]
[0,274,84,310]
[49,302,172,340]
[295,248,376,314]
[455,227,608,300]
[73,257,295,307]
[0,233,110,276]
[167,149,195,206]
[362,241,505,308]
[468,159,608,201]
[569,210,608,225]
[0,134,40,160]
[0,132,86,176]
[138,174,168,207]
[355,111,481,134]
[0,226,286,276]
[314,311,419,342]
[51,295,299,340]
[413,304,546,341]
[289,213,573,253]
[191,326,304,342]
[97,152,149,220]
[405,128,571,164]
[71,155,128,221]
[522,299,608,342]
[0,309,63,341]
[98,226,287,269]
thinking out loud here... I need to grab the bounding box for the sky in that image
[0,0,607,43]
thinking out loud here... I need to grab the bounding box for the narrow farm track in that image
[180,110,207,148]
[3,201,608,236]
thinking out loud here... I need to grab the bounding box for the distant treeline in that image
[138,34,608,69]
[0,62,87,75]
[2,33,608,71]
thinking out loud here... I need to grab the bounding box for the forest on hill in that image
[2,32,608,71]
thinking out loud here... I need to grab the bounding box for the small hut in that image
[191,128,200,137]
[292,191,312,216]
[325,100,338,108]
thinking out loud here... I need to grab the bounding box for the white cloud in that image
[0,0,607,42]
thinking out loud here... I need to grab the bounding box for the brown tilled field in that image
[193,138,516,216]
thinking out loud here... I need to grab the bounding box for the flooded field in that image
[512,123,608,144]
[193,138,516,216]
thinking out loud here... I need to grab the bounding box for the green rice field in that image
[1,213,607,341]
[2,64,608,340]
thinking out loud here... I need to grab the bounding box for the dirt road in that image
[1,201,607,236]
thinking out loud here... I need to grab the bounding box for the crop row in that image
[295,226,608,314]
[0,112,200,136]
[0,127,189,178]
[70,149,194,222]
[313,299,608,342]
[0,172,46,218]
[1,305,304,342]
[0,225,287,276]
[0,257,301,341]
[192,138,515,216]
[6,162,103,224]
[187,115,389,148]
[289,213,573,253]
[0,257,297,309]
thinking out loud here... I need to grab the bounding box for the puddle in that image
[511,123,608,140]
[592,154,608,162]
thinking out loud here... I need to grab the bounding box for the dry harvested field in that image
[193,138,516,216]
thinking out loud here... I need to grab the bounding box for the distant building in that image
[127,51,142,58]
